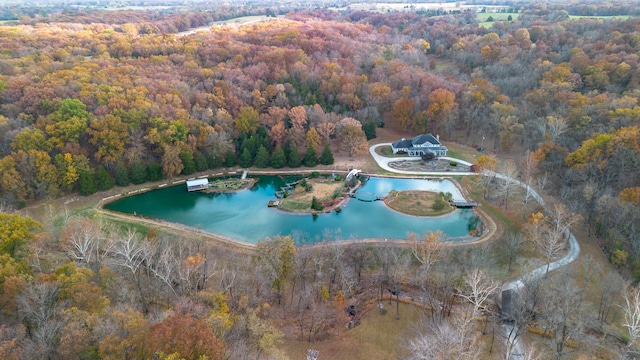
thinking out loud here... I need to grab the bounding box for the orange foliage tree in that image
[146,313,225,360]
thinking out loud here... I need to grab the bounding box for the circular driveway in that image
[369,143,476,176]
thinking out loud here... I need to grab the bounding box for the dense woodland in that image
[0,1,640,359]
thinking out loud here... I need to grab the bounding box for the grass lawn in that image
[477,12,518,28]
[444,142,480,164]
[476,12,518,22]
[384,190,454,217]
[569,15,636,20]
[278,179,344,212]
[280,302,425,360]
[221,15,272,25]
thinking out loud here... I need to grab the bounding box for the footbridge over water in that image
[351,191,384,202]
[346,168,366,181]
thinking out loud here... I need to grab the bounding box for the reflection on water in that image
[105,176,481,245]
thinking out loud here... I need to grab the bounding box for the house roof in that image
[392,134,442,149]
[391,138,413,149]
[411,134,440,146]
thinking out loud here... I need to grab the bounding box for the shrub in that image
[449,161,458,167]
[332,188,342,199]
[304,183,313,192]
[311,197,324,211]
[432,197,446,211]
[310,171,320,178]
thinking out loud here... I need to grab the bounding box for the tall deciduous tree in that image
[146,313,225,360]
[256,235,296,305]
[0,213,41,262]
[43,98,91,149]
[339,125,368,157]
[98,309,148,359]
[87,114,129,166]
[234,106,259,134]
[428,88,457,138]
[306,127,321,153]
[161,144,183,178]
[392,98,415,131]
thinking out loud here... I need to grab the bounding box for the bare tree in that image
[63,217,101,264]
[546,115,568,142]
[539,274,586,360]
[525,205,580,274]
[622,285,640,357]
[18,281,63,359]
[500,273,546,360]
[597,270,623,324]
[503,232,524,273]
[345,243,371,284]
[459,268,500,322]
[106,228,150,313]
[496,160,520,211]
[409,231,444,275]
[145,238,179,297]
[407,316,479,360]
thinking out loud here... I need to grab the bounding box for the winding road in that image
[369,143,581,359]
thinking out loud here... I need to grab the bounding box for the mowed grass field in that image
[476,12,518,28]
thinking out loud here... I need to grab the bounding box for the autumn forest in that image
[1,0,640,359]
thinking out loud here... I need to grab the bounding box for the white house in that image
[186,178,209,192]
[391,134,448,157]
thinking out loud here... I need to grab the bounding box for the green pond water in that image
[104,176,480,245]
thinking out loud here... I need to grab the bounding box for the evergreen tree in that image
[114,162,129,187]
[224,150,237,167]
[303,144,318,167]
[283,138,292,162]
[244,136,258,157]
[270,144,286,169]
[129,162,147,184]
[78,171,97,196]
[288,146,301,168]
[147,163,163,181]
[208,155,223,169]
[180,151,196,175]
[363,120,377,140]
[194,151,208,172]
[94,165,114,191]
[254,145,270,168]
[238,147,253,168]
[319,143,334,165]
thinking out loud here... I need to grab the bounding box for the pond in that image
[104,176,481,245]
